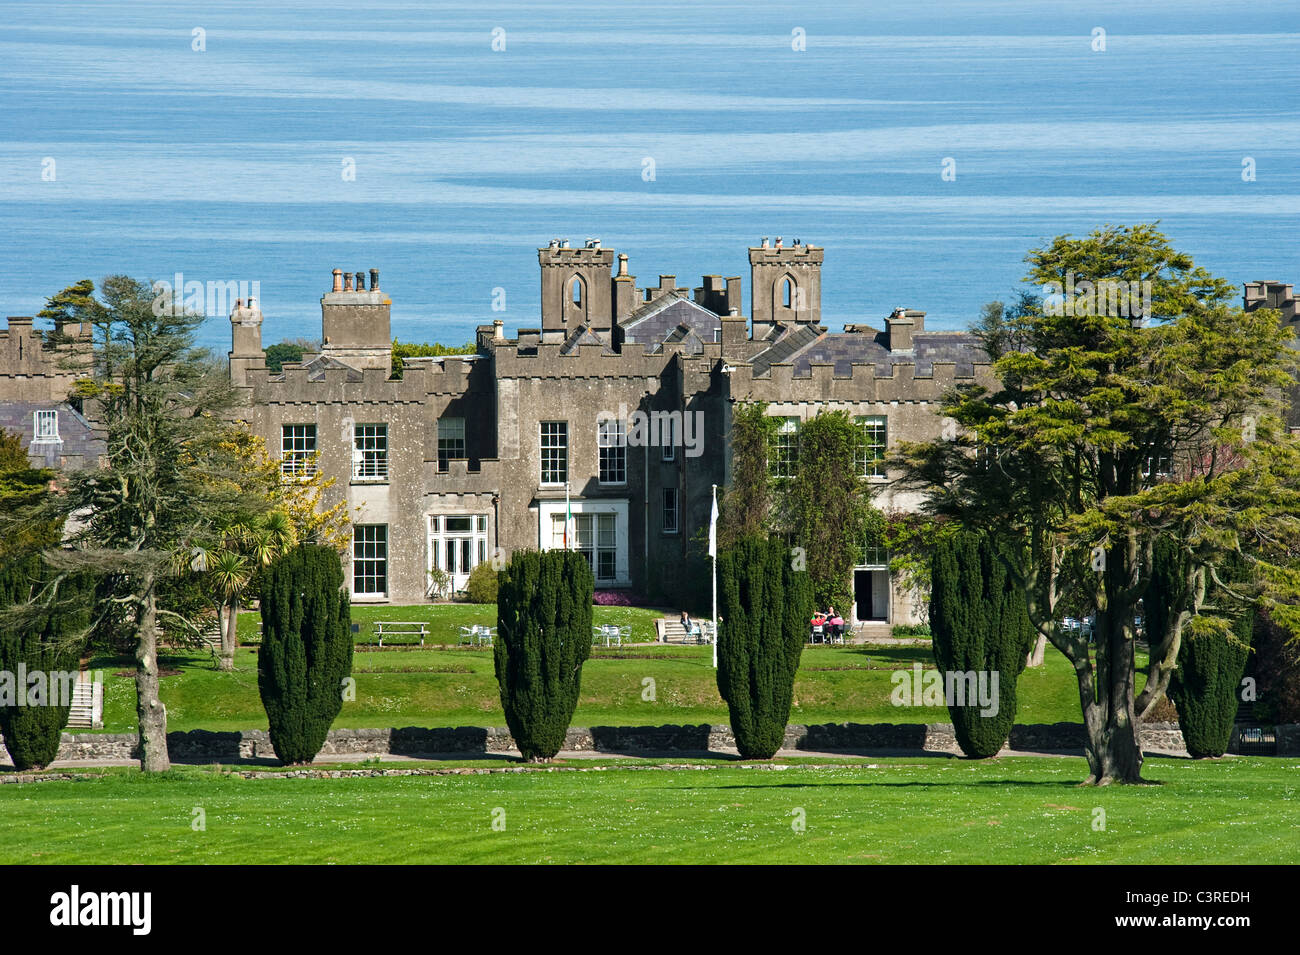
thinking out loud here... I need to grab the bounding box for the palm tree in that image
[208,511,296,670]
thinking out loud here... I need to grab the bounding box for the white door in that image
[871,570,890,621]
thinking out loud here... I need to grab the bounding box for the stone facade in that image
[5,253,1291,627]
[0,316,104,471]
[228,239,1000,624]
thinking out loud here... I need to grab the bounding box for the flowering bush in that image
[593,590,638,606]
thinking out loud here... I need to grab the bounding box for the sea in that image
[1,0,1297,353]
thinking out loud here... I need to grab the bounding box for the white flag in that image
[708,486,719,558]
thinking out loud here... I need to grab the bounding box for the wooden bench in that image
[374,621,429,648]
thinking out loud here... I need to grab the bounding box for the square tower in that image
[749,237,822,340]
[539,238,617,332]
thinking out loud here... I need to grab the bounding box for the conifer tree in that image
[494,550,593,761]
[257,544,353,765]
[929,531,1034,757]
[716,535,812,758]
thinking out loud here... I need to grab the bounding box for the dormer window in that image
[33,410,59,442]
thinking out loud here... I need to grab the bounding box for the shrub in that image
[464,561,498,604]
[716,535,812,758]
[1169,612,1252,758]
[495,550,593,761]
[257,544,353,765]
[0,556,91,770]
[929,531,1034,758]
[892,623,932,638]
[593,590,636,606]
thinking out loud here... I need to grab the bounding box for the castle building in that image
[5,247,1292,631]
[226,239,996,628]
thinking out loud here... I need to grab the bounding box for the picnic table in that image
[458,624,495,647]
[375,620,429,648]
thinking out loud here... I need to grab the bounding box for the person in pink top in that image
[827,606,845,642]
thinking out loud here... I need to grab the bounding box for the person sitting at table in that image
[827,607,845,641]
[809,610,828,642]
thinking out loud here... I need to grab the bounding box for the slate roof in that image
[0,400,105,470]
[559,324,615,356]
[622,295,721,354]
[751,326,983,377]
[300,355,364,382]
[749,324,824,375]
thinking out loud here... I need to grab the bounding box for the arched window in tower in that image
[782,277,794,309]
[570,275,584,309]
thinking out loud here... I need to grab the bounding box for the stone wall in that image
[14,721,1298,766]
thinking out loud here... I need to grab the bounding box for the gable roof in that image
[621,296,721,353]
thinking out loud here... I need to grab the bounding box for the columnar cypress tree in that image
[1148,538,1253,758]
[0,555,90,771]
[257,544,353,765]
[1169,612,1252,758]
[716,535,812,759]
[929,531,1034,758]
[495,549,594,761]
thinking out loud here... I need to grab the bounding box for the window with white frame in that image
[430,514,489,584]
[353,524,388,595]
[660,414,676,462]
[353,423,388,480]
[437,416,465,471]
[862,545,888,567]
[551,512,617,582]
[598,418,626,484]
[281,424,317,478]
[1142,452,1173,482]
[771,416,799,479]
[540,421,568,485]
[32,410,59,442]
[855,415,888,478]
[662,487,679,534]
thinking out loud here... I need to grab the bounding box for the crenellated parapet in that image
[426,456,501,494]
[0,316,94,403]
[728,356,993,404]
[490,338,690,381]
[246,354,490,405]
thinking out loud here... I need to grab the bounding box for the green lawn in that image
[2,756,1295,864]
[89,641,1102,733]
[236,604,668,647]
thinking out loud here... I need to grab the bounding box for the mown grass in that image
[234,604,668,647]
[87,640,1113,734]
[1,756,1294,864]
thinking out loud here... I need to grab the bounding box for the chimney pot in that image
[332,269,343,292]
[761,237,770,249]
[493,318,505,340]
[343,272,353,292]
[247,296,257,311]
[775,236,783,249]
[355,271,365,292]
[617,253,628,277]
[369,268,380,291]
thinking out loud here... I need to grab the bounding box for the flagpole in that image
[710,483,718,669]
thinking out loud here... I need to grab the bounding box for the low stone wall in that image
[7,721,1298,765]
